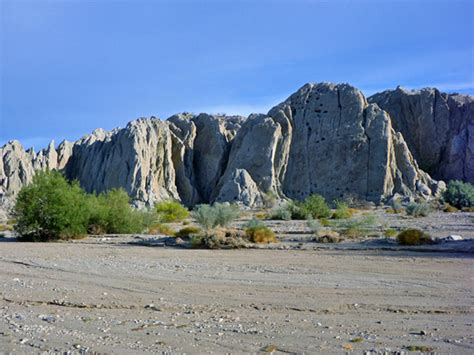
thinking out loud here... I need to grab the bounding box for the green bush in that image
[192,203,240,230]
[405,202,431,217]
[14,170,90,241]
[300,194,331,219]
[443,180,474,209]
[89,189,145,234]
[396,229,432,245]
[338,214,377,238]
[332,201,352,219]
[261,191,278,209]
[270,195,330,220]
[155,200,189,223]
[270,203,292,220]
[307,217,321,235]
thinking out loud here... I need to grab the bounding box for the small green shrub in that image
[155,200,189,223]
[307,217,321,235]
[270,204,292,220]
[214,203,240,227]
[261,191,277,209]
[300,194,331,219]
[406,202,431,217]
[396,229,432,245]
[320,218,332,227]
[270,195,330,220]
[384,228,398,237]
[443,180,474,209]
[174,226,201,238]
[192,203,240,230]
[386,200,404,214]
[338,214,377,238]
[332,201,352,219]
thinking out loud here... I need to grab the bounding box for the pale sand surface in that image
[0,240,472,354]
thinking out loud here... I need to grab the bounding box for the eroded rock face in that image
[1,82,452,214]
[214,83,440,205]
[369,87,474,183]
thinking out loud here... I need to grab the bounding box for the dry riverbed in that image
[0,210,473,353]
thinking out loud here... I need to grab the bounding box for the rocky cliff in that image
[369,87,474,183]
[2,82,468,215]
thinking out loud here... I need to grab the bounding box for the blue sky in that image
[1,0,473,150]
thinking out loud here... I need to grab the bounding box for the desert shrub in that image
[396,229,432,245]
[443,203,459,213]
[215,203,240,227]
[174,226,201,238]
[300,194,331,219]
[320,218,332,227]
[148,223,175,235]
[192,203,240,230]
[6,219,16,225]
[338,214,377,238]
[307,217,321,235]
[405,202,431,217]
[384,228,398,237]
[261,191,277,209]
[14,170,90,241]
[155,200,189,223]
[270,204,292,220]
[386,199,404,214]
[192,204,217,230]
[192,228,247,249]
[314,231,342,243]
[244,219,276,244]
[0,224,13,232]
[332,201,352,219]
[443,180,474,209]
[89,189,145,234]
[254,212,268,220]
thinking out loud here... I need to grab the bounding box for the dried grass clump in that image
[243,218,277,243]
[396,229,432,246]
[384,228,398,237]
[245,226,276,243]
[174,226,201,238]
[148,223,175,236]
[0,224,13,232]
[443,203,459,213]
[254,212,268,220]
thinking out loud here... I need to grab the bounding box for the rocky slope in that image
[369,87,474,183]
[3,82,468,214]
